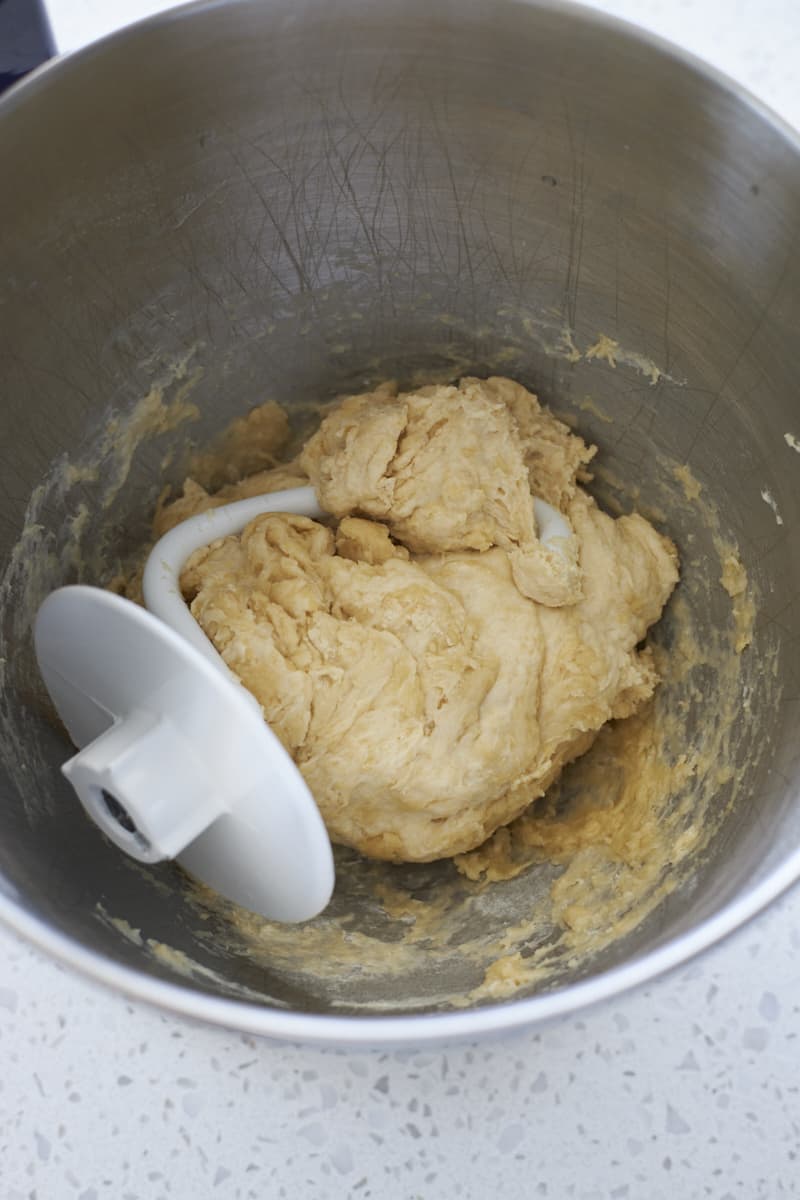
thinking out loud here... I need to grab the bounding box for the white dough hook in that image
[35,484,570,924]
[34,487,333,924]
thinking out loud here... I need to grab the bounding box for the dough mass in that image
[163,377,679,862]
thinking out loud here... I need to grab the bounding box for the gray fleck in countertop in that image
[3,1,800,1196]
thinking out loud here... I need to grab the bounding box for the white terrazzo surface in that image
[4,0,800,1195]
[4,894,800,1198]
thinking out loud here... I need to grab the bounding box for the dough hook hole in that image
[100,789,150,853]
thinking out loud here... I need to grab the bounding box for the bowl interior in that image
[1,0,800,1027]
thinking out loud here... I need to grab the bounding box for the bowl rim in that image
[3,0,800,1045]
[3,849,800,1046]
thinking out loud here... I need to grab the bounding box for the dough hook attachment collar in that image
[34,486,334,924]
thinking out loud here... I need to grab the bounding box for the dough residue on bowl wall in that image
[0,349,204,821]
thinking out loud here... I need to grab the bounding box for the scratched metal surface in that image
[0,0,799,1026]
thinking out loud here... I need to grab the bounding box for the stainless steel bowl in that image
[1,0,799,1045]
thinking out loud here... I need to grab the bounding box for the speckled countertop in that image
[3,2,800,1197]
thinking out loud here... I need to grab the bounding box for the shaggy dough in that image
[163,377,679,863]
[300,377,593,606]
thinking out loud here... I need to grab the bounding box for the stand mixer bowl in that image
[0,0,799,1044]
